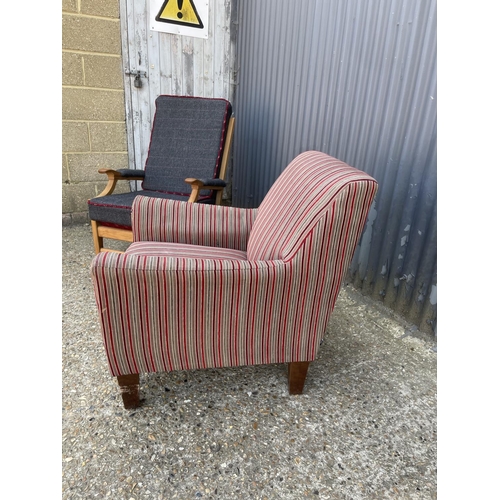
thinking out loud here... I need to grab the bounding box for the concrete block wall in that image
[62,0,129,224]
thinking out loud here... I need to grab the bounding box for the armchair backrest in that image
[246,151,378,262]
[142,95,232,197]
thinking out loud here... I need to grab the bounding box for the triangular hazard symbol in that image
[155,0,204,29]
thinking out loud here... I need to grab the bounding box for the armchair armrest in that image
[116,169,146,179]
[96,168,146,197]
[91,251,291,376]
[131,195,258,251]
[185,177,227,203]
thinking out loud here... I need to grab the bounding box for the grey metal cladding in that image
[232,0,437,335]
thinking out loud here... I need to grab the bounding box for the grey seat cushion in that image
[88,191,189,228]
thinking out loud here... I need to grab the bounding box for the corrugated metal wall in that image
[232,0,437,336]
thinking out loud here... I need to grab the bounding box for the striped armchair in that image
[91,151,378,409]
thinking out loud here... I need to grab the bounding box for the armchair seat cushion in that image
[126,241,248,261]
[88,190,206,229]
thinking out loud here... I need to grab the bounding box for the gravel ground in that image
[62,223,437,499]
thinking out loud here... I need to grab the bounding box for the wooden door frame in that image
[119,0,137,174]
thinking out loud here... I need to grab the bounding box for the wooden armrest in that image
[185,178,225,203]
[96,169,145,197]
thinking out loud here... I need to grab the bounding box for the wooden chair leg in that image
[91,220,103,254]
[288,361,310,395]
[117,374,140,409]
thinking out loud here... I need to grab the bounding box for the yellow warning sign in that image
[155,0,204,29]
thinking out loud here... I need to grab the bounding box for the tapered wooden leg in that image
[91,220,103,255]
[288,362,310,395]
[117,374,140,409]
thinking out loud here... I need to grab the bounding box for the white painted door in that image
[119,0,237,181]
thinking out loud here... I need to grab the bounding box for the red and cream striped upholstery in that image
[91,151,378,378]
[126,241,248,261]
[131,198,258,251]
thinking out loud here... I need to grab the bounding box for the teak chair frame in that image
[90,116,235,255]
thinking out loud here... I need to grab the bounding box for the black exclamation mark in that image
[177,0,183,19]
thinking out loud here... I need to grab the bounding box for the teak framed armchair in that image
[91,151,378,409]
[88,95,235,254]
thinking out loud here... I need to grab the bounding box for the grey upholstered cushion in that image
[142,95,232,194]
